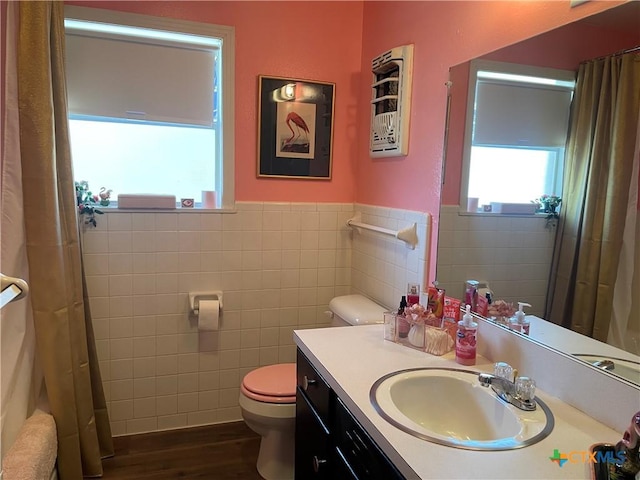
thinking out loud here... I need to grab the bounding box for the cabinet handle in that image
[345,431,362,452]
[302,375,317,391]
[352,429,368,451]
[312,455,327,473]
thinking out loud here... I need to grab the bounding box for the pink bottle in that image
[456,305,477,366]
[407,283,420,306]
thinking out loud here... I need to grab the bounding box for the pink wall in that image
[356,1,625,208]
[65,0,627,281]
[67,1,364,203]
[441,16,640,206]
[356,1,627,281]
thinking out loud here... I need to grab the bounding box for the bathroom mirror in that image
[436,2,640,386]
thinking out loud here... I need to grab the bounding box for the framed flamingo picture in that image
[257,76,334,179]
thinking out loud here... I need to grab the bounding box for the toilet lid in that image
[242,363,296,397]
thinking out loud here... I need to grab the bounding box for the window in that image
[460,60,575,211]
[64,6,235,208]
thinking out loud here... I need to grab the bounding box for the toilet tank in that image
[328,295,387,327]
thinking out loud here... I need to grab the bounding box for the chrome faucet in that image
[591,359,615,371]
[478,363,537,411]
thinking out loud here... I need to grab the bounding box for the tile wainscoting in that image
[81,202,431,435]
[436,205,555,317]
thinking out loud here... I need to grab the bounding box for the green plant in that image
[533,194,562,227]
[75,180,104,227]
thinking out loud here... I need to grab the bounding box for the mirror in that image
[437,2,640,386]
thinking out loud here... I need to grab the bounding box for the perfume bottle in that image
[407,283,420,306]
[396,295,410,338]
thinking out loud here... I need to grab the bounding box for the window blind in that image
[65,31,216,127]
[473,80,573,148]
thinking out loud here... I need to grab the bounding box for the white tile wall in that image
[81,204,292,431]
[83,201,431,435]
[350,204,432,311]
[436,205,555,316]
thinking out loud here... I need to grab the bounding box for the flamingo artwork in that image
[283,111,310,148]
[276,102,315,158]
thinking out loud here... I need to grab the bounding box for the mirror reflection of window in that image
[461,60,575,211]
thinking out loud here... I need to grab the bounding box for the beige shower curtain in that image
[546,51,640,342]
[608,107,640,355]
[16,2,113,478]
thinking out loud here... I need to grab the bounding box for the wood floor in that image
[101,421,263,479]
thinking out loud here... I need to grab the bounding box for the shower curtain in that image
[1,0,43,465]
[546,51,640,343]
[3,1,114,477]
[608,109,640,355]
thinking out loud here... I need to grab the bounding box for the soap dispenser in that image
[456,305,477,366]
[509,302,532,335]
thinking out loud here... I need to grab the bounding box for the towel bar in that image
[347,213,418,249]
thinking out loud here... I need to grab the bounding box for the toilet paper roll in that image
[198,300,219,331]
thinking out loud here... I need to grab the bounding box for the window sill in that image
[96,205,237,214]
[457,210,548,218]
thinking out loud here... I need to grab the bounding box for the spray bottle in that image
[456,305,478,366]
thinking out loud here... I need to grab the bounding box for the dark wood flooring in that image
[101,421,263,479]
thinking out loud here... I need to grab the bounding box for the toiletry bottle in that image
[465,280,479,312]
[407,284,420,306]
[512,302,532,335]
[397,296,410,339]
[456,305,477,366]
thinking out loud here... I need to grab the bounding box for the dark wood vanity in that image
[295,348,403,479]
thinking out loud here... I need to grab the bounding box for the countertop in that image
[294,324,625,480]
[526,315,639,362]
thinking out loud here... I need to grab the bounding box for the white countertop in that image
[527,315,639,362]
[294,325,624,480]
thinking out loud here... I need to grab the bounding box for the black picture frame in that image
[257,76,334,179]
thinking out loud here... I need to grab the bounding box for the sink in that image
[574,354,640,385]
[370,368,554,451]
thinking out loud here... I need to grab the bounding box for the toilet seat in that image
[241,363,296,404]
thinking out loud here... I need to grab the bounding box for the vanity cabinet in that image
[334,396,404,479]
[295,349,404,480]
[295,349,331,478]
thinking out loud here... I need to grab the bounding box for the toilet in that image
[239,294,386,480]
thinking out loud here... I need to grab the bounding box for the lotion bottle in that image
[456,305,477,366]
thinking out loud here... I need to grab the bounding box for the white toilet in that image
[239,294,386,480]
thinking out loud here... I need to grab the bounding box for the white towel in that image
[3,411,57,480]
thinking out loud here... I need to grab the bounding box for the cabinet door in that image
[334,446,360,480]
[334,397,405,480]
[295,391,331,479]
[296,350,330,425]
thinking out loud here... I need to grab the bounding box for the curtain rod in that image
[585,45,640,64]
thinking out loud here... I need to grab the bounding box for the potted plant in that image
[75,180,106,227]
[533,194,562,227]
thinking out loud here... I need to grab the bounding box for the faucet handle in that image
[494,362,514,381]
[515,376,536,401]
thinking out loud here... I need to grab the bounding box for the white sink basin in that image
[574,354,640,385]
[370,368,554,450]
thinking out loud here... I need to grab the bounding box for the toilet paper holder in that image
[189,291,223,316]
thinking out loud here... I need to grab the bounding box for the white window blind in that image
[473,80,573,147]
[65,31,217,126]
[64,5,235,209]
